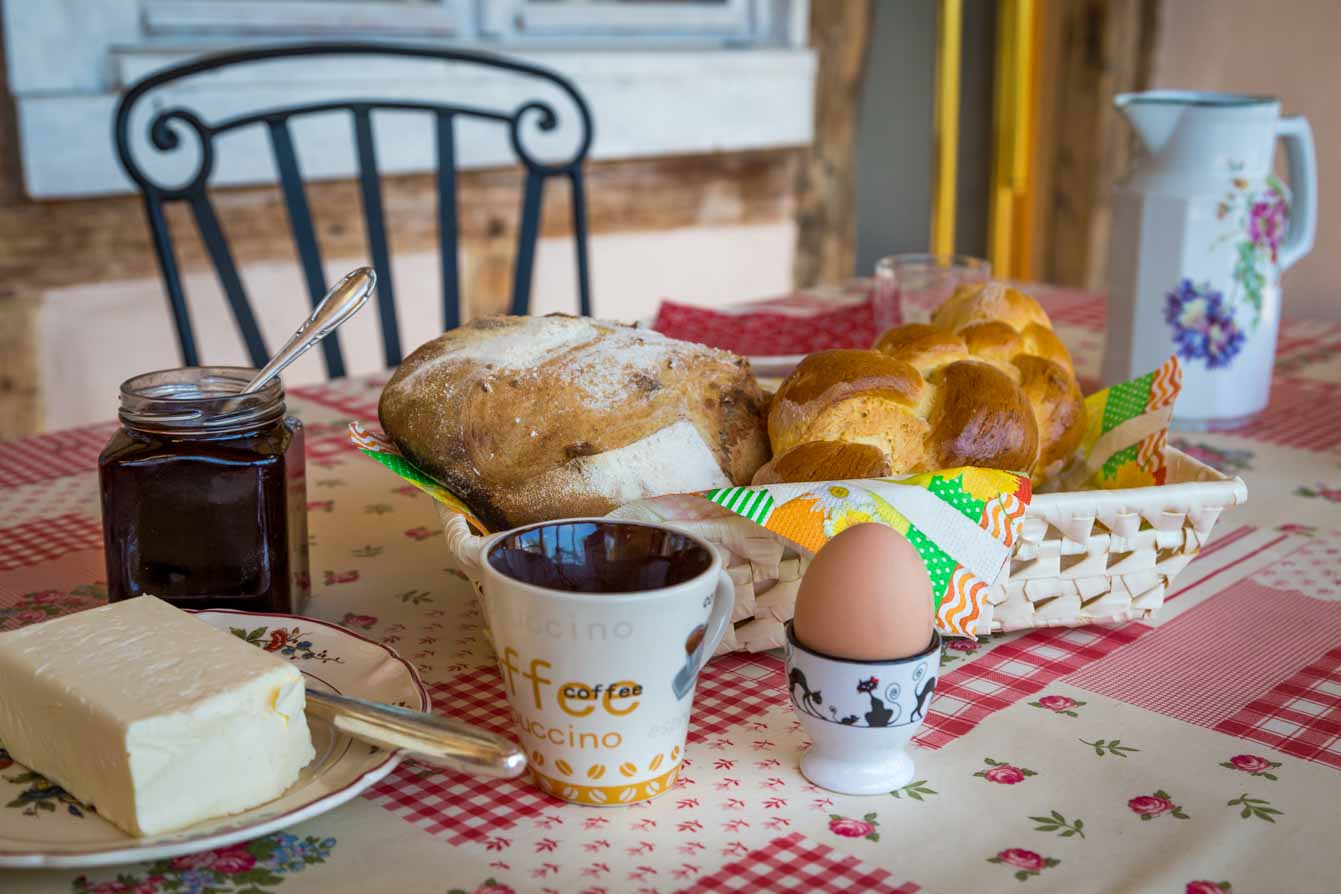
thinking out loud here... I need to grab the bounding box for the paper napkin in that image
[698,469,1031,637]
[1056,355,1183,491]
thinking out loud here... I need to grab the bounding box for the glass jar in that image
[99,367,310,613]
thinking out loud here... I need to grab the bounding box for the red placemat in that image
[652,297,881,356]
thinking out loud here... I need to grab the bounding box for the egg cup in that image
[784,622,940,795]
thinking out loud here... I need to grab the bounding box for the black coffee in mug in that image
[486,521,712,594]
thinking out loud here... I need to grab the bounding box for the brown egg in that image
[792,523,935,661]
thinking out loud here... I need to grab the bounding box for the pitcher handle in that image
[1276,115,1317,271]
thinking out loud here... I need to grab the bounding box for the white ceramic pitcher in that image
[1102,91,1317,429]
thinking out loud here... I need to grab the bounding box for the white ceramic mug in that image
[455,518,734,805]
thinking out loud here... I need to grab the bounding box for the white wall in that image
[37,221,796,430]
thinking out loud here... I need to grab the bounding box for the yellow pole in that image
[930,0,963,256]
[989,0,1039,279]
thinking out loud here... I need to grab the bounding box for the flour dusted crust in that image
[379,315,770,529]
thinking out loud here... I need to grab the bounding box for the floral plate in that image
[0,610,429,869]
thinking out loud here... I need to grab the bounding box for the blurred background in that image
[0,0,1335,437]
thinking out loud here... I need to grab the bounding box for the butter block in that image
[0,595,315,836]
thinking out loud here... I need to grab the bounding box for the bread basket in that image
[440,445,1246,652]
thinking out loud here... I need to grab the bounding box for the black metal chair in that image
[114,42,594,376]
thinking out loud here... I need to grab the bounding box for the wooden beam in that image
[793,0,873,288]
[0,287,42,439]
[1032,0,1160,290]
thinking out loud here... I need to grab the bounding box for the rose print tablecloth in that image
[2,285,1341,894]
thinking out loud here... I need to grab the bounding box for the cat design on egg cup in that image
[784,621,940,795]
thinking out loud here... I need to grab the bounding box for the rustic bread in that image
[757,283,1084,485]
[379,315,770,530]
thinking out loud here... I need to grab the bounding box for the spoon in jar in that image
[240,267,377,394]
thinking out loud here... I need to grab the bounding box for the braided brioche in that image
[758,283,1085,485]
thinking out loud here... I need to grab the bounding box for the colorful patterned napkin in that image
[1061,356,1183,491]
[348,423,486,533]
[701,469,1031,638]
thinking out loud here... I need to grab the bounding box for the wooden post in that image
[1032,0,1160,289]
[0,287,42,439]
[793,0,874,289]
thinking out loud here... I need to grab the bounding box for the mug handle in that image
[1276,115,1317,272]
[694,569,737,674]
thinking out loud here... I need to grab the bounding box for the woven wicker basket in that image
[440,446,1246,652]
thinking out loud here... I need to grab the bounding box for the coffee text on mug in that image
[499,645,644,751]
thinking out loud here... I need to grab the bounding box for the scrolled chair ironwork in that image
[114,42,595,376]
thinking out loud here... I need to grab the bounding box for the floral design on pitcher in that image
[1165,280,1245,369]
[1214,171,1289,329]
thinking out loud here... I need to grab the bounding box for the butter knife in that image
[305,689,527,780]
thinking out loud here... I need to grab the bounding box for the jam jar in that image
[99,367,310,613]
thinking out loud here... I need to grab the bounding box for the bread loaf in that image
[758,283,1084,485]
[379,315,770,529]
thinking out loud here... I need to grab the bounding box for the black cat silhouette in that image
[910,675,937,722]
[788,667,824,717]
[863,694,894,727]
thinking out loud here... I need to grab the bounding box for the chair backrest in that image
[114,41,594,376]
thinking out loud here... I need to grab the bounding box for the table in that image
[3,286,1341,893]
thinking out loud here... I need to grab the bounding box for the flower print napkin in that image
[694,468,1032,638]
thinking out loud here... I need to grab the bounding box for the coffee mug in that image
[459,518,735,805]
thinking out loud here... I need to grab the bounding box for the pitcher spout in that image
[1116,90,1279,160]
[1115,91,1181,154]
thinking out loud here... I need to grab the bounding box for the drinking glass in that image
[873,253,991,330]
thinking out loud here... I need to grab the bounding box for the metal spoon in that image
[241,267,377,394]
[305,688,527,779]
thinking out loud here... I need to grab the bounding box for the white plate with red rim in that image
[0,609,429,870]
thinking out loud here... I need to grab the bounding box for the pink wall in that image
[1151,0,1338,321]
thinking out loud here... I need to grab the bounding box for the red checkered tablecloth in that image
[4,283,1341,893]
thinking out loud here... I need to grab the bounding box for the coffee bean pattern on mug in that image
[527,748,682,805]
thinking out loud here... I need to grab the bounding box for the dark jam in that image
[98,367,309,613]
